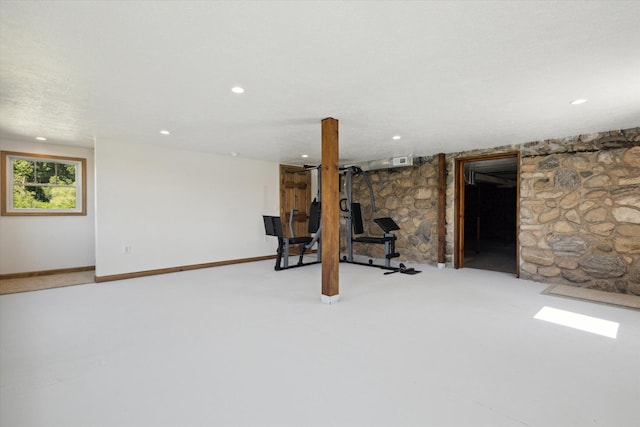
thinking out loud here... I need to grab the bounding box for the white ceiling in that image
[1,1,639,165]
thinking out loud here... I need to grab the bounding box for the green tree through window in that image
[2,151,86,216]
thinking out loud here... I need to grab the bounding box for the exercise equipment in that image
[340,166,372,263]
[263,200,321,270]
[349,215,401,269]
[263,165,322,271]
[383,263,420,275]
[340,166,421,274]
[263,164,420,274]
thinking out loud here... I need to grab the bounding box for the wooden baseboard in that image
[95,255,277,283]
[0,266,95,280]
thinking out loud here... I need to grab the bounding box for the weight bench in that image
[352,214,401,268]
[350,213,420,274]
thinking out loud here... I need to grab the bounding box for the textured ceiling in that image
[1,1,639,165]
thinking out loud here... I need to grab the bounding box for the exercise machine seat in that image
[351,216,401,262]
[263,215,314,270]
[353,236,390,244]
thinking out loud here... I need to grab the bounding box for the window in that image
[1,151,86,216]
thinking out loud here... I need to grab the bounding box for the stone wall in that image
[343,156,440,264]
[520,128,640,295]
[346,126,640,295]
[345,143,521,266]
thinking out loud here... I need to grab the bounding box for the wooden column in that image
[321,117,339,303]
[437,153,446,266]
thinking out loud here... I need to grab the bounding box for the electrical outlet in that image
[123,244,131,255]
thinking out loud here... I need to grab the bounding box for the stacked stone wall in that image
[346,126,639,295]
[520,128,640,295]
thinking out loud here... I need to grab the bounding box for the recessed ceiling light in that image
[570,99,588,105]
[301,154,309,158]
[160,130,170,135]
[392,135,401,140]
[231,86,245,94]
[35,137,47,141]
[230,152,239,157]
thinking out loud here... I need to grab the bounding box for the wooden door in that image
[279,165,311,243]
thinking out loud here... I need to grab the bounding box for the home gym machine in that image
[263,164,419,274]
[263,165,322,270]
[340,166,420,274]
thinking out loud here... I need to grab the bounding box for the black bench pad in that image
[353,236,386,244]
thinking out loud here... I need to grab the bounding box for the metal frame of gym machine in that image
[340,166,412,273]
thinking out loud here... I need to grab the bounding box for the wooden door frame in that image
[454,152,520,277]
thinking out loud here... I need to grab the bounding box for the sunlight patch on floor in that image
[534,306,619,338]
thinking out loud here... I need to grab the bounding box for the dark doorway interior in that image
[463,158,517,274]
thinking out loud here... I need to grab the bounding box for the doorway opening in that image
[454,153,519,276]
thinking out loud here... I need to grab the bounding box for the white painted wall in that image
[0,140,95,274]
[95,140,280,277]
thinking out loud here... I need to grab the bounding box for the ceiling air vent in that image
[392,156,411,166]
[346,155,415,171]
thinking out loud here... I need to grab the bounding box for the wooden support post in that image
[437,153,446,267]
[321,117,339,303]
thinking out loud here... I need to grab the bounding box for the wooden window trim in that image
[1,151,87,216]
